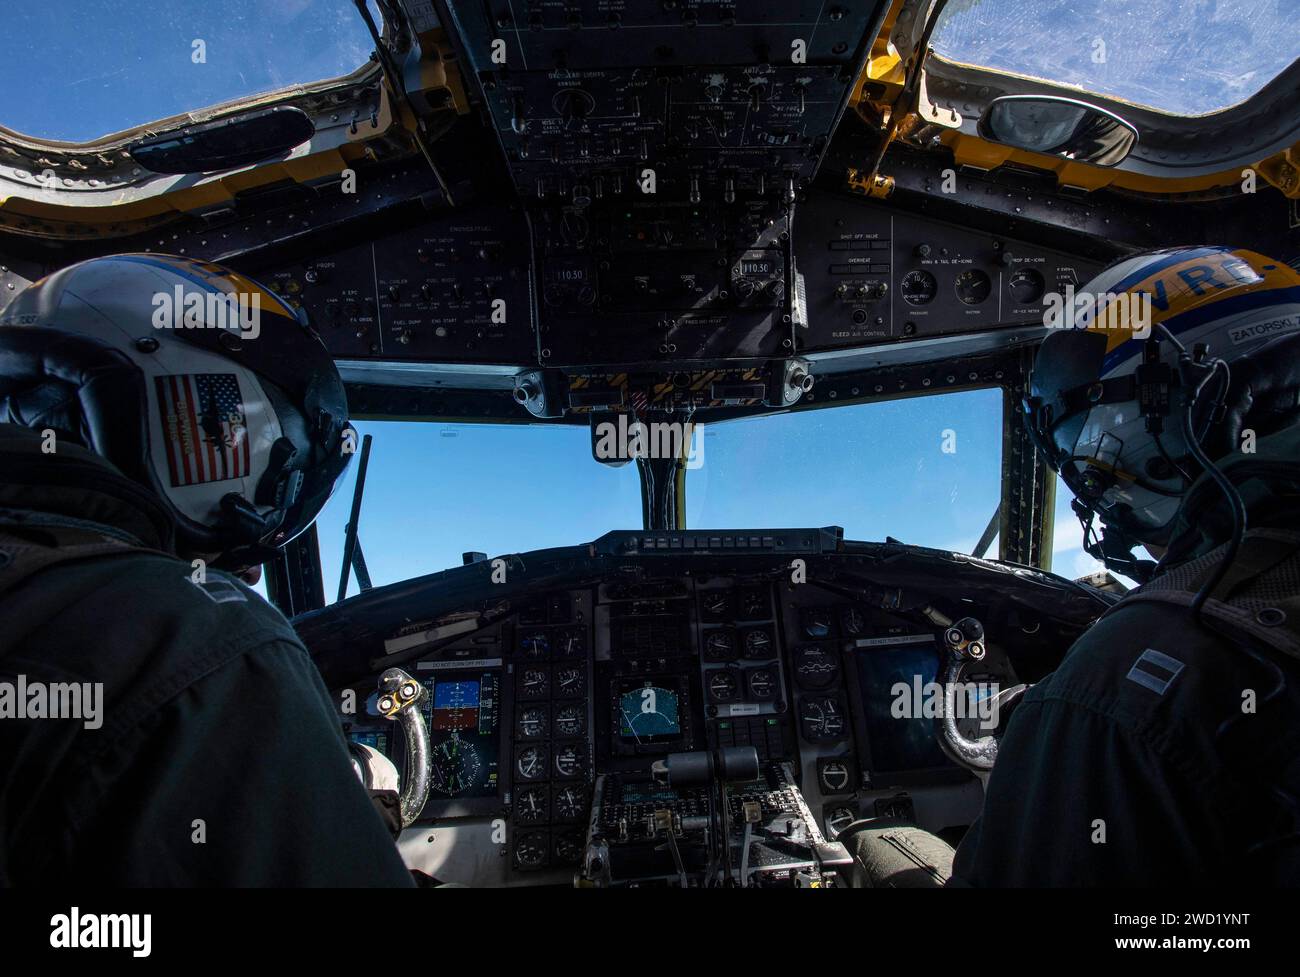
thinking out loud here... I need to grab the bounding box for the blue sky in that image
[0,0,376,141]
[304,391,1110,604]
[935,0,1297,117]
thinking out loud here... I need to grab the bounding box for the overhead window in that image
[931,0,1298,117]
[0,0,378,143]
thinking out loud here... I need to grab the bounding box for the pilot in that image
[951,246,1300,886]
[0,255,414,886]
[847,247,1300,887]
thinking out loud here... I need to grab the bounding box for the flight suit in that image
[0,427,414,886]
[952,526,1300,887]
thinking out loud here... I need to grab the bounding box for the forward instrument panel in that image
[318,531,1100,886]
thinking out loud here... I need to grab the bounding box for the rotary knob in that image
[553,88,595,129]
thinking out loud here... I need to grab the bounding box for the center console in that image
[585,757,850,887]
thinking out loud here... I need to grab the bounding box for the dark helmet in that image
[1025,245,1300,575]
[0,253,355,568]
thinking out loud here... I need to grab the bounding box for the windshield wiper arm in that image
[352,0,457,205]
[972,503,1001,559]
[338,433,375,601]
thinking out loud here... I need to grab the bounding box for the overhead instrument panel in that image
[444,2,876,70]
[474,63,858,204]
[252,203,535,364]
[442,0,879,198]
[436,1,883,367]
[794,189,1103,351]
[245,189,1102,371]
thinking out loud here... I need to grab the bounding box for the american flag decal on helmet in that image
[155,373,250,486]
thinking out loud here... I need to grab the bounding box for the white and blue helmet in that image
[0,253,355,567]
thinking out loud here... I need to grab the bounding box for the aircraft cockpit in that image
[1,0,1298,896]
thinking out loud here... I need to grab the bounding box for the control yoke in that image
[375,668,432,828]
[938,617,1028,773]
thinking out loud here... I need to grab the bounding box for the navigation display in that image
[419,669,501,798]
[613,675,686,743]
[618,683,681,741]
[856,644,952,773]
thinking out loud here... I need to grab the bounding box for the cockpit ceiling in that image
[2,0,1298,233]
[0,0,1296,422]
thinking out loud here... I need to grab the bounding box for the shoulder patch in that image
[187,575,249,605]
[1126,648,1185,695]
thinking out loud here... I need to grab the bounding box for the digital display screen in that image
[619,783,683,805]
[618,683,681,742]
[857,646,952,773]
[348,729,391,755]
[431,680,481,731]
[418,671,501,798]
[740,259,775,276]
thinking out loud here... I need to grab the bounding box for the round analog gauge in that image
[516,705,548,739]
[702,590,732,618]
[554,703,585,738]
[901,270,937,306]
[554,665,585,697]
[554,743,585,779]
[1007,267,1046,305]
[554,627,586,658]
[515,786,548,823]
[553,830,585,863]
[801,607,834,638]
[800,696,846,741]
[954,269,992,305]
[514,833,548,869]
[705,628,738,661]
[827,806,857,838]
[515,745,547,781]
[743,627,774,659]
[740,588,768,619]
[840,606,867,637]
[793,645,840,689]
[519,667,549,699]
[429,734,482,796]
[820,759,852,793]
[520,632,550,658]
[708,670,739,702]
[554,785,587,821]
[747,668,777,700]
